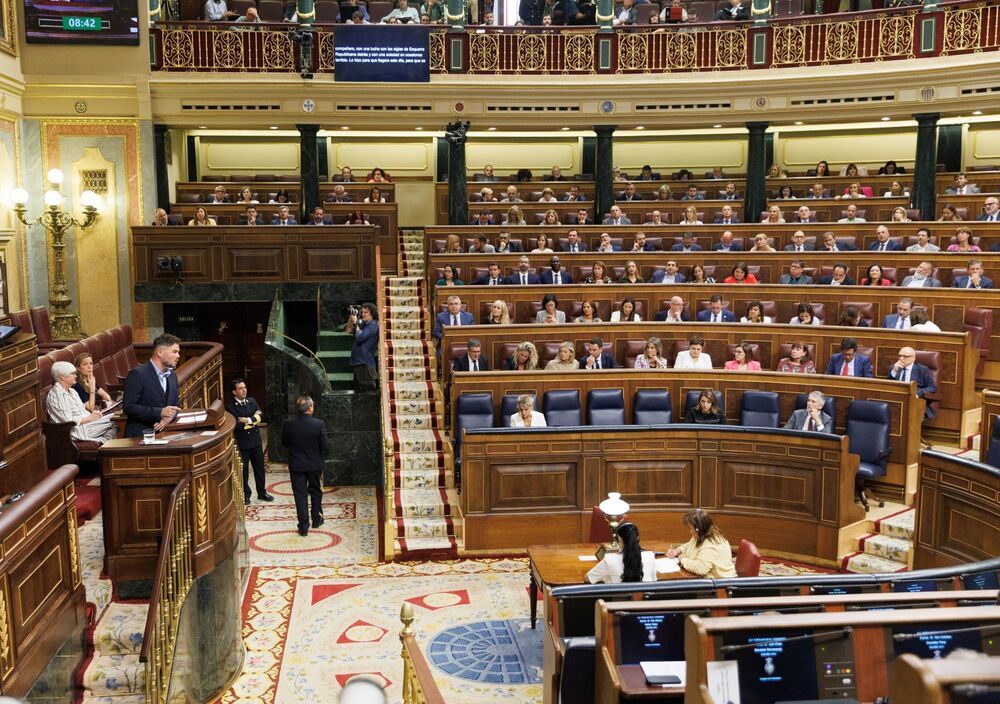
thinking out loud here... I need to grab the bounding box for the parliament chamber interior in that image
[0,0,1000,702]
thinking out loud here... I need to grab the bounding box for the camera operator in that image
[346,303,379,391]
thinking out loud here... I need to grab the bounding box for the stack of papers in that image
[639,661,686,686]
[655,557,681,574]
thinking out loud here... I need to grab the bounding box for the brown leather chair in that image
[540,342,563,365]
[29,306,78,349]
[620,339,647,369]
[914,350,943,418]
[964,308,994,375]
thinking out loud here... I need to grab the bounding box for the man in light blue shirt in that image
[205,0,237,20]
[383,0,421,22]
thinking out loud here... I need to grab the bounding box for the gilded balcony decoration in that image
[148,2,1000,74]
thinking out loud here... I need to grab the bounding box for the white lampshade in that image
[80,190,98,208]
[44,189,63,207]
[47,168,64,185]
[10,187,28,205]
[599,492,630,517]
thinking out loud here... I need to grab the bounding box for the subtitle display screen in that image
[617,612,688,664]
[24,0,139,44]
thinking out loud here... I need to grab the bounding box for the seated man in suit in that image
[681,184,704,201]
[883,298,913,329]
[946,173,980,195]
[473,164,497,182]
[817,263,856,286]
[671,232,702,252]
[123,333,182,437]
[697,295,735,323]
[453,338,491,372]
[561,229,588,253]
[807,183,826,199]
[545,165,567,181]
[901,261,942,288]
[506,255,541,285]
[574,208,593,226]
[713,231,743,252]
[335,166,355,182]
[602,205,631,225]
[152,208,171,226]
[778,260,814,285]
[469,235,495,254]
[630,231,659,252]
[952,259,994,289]
[562,184,586,202]
[654,295,691,322]
[838,203,866,223]
[784,230,815,252]
[719,181,739,200]
[433,294,475,342]
[239,206,263,226]
[474,209,495,225]
[305,206,328,225]
[651,259,686,284]
[977,196,1000,222]
[539,255,573,284]
[825,338,873,377]
[208,185,229,204]
[618,182,643,201]
[271,205,297,225]
[870,225,902,251]
[500,185,523,203]
[784,390,835,433]
[644,210,666,226]
[888,346,937,418]
[474,262,505,286]
[496,231,522,253]
[713,204,741,225]
[579,337,619,370]
[906,228,940,253]
[713,0,748,20]
[792,204,815,223]
[326,184,353,202]
[819,232,856,252]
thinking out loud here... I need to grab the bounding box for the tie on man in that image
[521,273,527,285]
[713,313,719,323]
[901,366,909,383]
[554,272,561,285]
[451,314,458,326]
[797,245,803,252]
[841,360,850,376]
[807,418,815,432]
[879,242,887,251]
[472,359,478,372]
[897,317,906,330]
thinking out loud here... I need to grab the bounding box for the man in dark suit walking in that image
[281,395,331,536]
[226,378,274,505]
[888,347,937,419]
[123,333,182,438]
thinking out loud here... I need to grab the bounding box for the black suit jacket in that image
[578,352,619,369]
[453,355,492,372]
[225,396,263,450]
[123,361,180,437]
[281,413,331,473]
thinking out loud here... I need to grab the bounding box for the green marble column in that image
[154,124,170,211]
[446,121,470,226]
[743,121,769,226]
[148,0,162,22]
[913,113,940,221]
[751,0,771,24]
[594,125,616,222]
[296,0,315,24]
[596,0,614,29]
[298,124,321,222]
[446,0,465,26]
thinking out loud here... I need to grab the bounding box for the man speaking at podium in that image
[122,333,181,438]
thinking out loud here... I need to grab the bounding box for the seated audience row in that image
[435,255,992,289]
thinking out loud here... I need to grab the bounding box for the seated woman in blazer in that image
[686,389,724,424]
[586,523,656,584]
[665,509,737,578]
[535,293,566,324]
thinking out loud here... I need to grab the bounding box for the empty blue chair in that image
[684,390,724,418]
[846,400,891,511]
[499,394,524,427]
[987,414,1000,469]
[740,391,781,428]
[795,392,836,424]
[587,389,625,426]
[633,389,672,424]
[543,389,582,427]
[559,637,596,704]
[455,393,495,460]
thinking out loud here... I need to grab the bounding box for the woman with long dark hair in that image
[585,522,656,584]
[665,508,737,578]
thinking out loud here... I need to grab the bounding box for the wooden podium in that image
[99,405,239,582]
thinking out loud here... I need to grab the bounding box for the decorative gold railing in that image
[151,2,1000,74]
[140,477,194,704]
[400,603,445,704]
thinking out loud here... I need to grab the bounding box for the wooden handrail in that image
[400,603,446,704]
[375,246,395,559]
[139,476,194,704]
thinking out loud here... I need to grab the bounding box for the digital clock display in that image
[62,16,101,30]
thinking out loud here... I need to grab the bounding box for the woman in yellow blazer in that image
[666,508,737,578]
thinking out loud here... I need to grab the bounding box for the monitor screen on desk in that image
[616,611,692,664]
[891,621,1000,659]
[962,571,1000,591]
[722,628,857,703]
[892,579,940,593]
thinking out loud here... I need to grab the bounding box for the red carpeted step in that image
[75,480,102,525]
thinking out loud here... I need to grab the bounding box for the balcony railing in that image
[149,1,1000,74]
